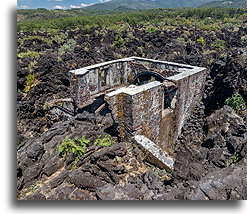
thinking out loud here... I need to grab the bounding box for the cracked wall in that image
[105,81,163,143]
[70,57,207,169]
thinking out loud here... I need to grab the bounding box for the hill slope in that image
[201,0,247,8]
[84,0,222,10]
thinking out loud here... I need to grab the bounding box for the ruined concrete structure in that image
[70,57,207,170]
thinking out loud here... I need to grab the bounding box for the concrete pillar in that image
[105,81,163,144]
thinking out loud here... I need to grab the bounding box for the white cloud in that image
[19,5,29,9]
[53,5,65,9]
[81,3,94,7]
[99,0,112,2]
[53,0,63,2]
[70,5,81,9]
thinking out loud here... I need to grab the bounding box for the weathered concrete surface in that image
[166,67,208,146]
[69,57,207,159]
[70,58,134,107]
[134,135,174,171]
[105,81,163,142]
[70,56,206,108]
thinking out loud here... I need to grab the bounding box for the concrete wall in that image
[70,59,133,107]
[69,57,207,155]
[105,81,163,143]
[165,67,208,148]
[69,57,203,108]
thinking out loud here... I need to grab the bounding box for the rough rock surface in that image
[154,158,247,200]
[169,106,247,200]
[17,112,150,200]
[17,26,247,200]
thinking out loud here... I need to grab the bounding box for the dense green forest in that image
[17,8,128,23]
[17,7,247,32]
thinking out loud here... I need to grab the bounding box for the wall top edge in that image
[69,56,207,76]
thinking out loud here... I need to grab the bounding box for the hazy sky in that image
[17,0,112,9]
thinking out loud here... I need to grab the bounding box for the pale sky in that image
[17,0,112,9]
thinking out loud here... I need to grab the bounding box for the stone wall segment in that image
[69,57,208,167]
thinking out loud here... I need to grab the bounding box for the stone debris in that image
[134,135,174,171]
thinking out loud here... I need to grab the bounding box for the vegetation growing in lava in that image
[17,7,247,200]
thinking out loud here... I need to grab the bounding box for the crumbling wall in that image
[69,59,133,108]
[132,57,184,76]
[166,68,208,146]
[132,84,163,143]
[70,57,207,152]
[105,82,163,143]
[105,92,133,140]
[69,57,192,108]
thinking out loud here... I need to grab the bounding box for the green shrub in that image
[28,181,42,193]
[177,37,187,47]
[74,136,90,150]
[17,51,41,59]
[197,37,206,47]
[52,32,68,44]
[28,60,38,71]
[210,39,225,51]
[227,153,239,166]
[58,39,77,56]
[23,73,40,93]
[125,31,134,43]
[58,136,90,168]
[29,184,37,192]
[113,32,124,48]
[94,135,115,147]
[146,25,157,33]
[18,35,52,45]
[58,135,115,168]
[43,101,50,111]
[241,35,247,42]
[198,23,219,31]
[58,136,89,158]
[225,93,246,112]
[203,17,214,25]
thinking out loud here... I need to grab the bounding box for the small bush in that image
[113,32,124,48]
[28,181,42,193]
[29,184,37,193]
[211,39,225,51]
[176,37,187,47]
[203,17,214,25]
[146,26,157,33]
[74,136,90,150]
[58,39,77,56]
[197,37,206,47]
[58,136,90,168]
[225,93,246,112]
[58,135,115,168]
[94,135,115,147]
[18,35,52,45]
[241,35,247,42]
[52,32,68,44]
[58,136,89,158]
[227,153,239,166]
[28,60,38,71]
[23,73,40,93]
[198,23,219,31]
[17,51,41,59]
